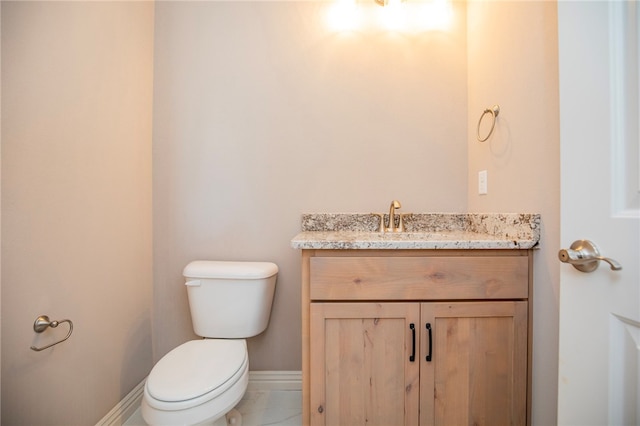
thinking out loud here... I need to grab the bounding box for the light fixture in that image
[326,0,453,32]
[374,0,404,6]
[326,0,360,31]
[377,0,406,31]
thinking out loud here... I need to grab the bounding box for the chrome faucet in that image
[386,200,402,232]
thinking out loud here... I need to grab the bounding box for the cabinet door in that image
[310,302,420,426]
[420,302,528,426]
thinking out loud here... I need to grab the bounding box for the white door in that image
[558,2,640,425]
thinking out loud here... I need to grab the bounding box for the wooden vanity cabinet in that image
[301,249,533,426]
[310,302,421,425]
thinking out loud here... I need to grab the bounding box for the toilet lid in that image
[146,339,247,403]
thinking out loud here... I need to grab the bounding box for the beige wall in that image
[1,2,154,424]
[466,1,560,425]
[0,4,3,423]
[152,1,469,368]
[0,1,561,424]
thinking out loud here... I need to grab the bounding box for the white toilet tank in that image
[183,260,278,338]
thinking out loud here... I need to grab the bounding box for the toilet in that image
[141,260,278,426]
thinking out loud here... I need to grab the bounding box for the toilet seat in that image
[144,339,248,411]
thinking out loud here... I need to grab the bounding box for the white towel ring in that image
[477,105,500,142]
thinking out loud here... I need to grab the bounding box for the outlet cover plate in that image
[478,170,488,195]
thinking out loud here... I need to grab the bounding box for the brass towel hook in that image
[30,315,74,352]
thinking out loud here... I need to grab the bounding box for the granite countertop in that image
[291,213,541,250]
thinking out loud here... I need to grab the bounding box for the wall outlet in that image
[478,170,488,195]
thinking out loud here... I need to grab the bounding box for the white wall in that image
[152,1,469,368]
[1,2,154,424]
[466,2,560,425]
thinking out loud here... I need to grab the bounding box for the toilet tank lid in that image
[183,260,278,279]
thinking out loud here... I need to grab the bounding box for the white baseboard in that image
[96,370,302,426]
[247,370,302,391]
[95,379,145,426]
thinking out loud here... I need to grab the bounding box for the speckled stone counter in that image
[291,213,540,250]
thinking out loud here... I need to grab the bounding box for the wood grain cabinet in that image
[301,249,533,426]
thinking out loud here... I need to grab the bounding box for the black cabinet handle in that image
[426,323,432,362]
[409,323,416,362]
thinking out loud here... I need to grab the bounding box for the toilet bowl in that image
[142,340,249,425]
[141,261,278,426]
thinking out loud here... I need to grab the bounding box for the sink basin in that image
[376,232,450,239]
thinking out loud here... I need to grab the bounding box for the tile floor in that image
[124,390,302,426]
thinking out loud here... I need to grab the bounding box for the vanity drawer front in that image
[309,256,529,300]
